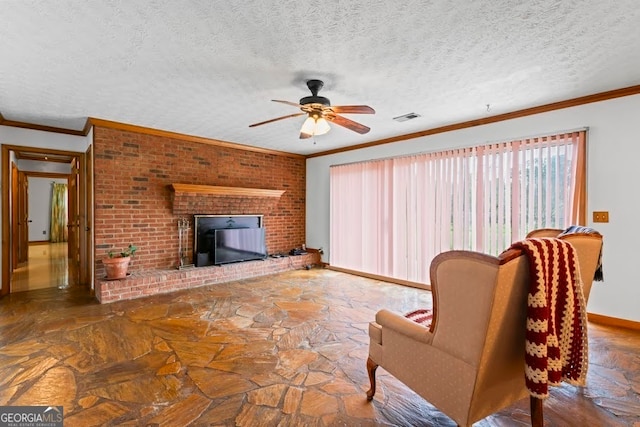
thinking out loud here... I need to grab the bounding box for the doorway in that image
[1,145,91,296]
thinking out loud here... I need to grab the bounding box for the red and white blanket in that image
[404,308,433,327]
[511,237,589,399]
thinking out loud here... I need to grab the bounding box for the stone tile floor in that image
[0,269,639,426]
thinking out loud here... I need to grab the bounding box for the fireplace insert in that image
[194,215,267,266]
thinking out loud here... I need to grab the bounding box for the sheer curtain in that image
[330,131,585,284]
[50,183,68,243]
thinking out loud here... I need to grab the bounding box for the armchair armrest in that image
[375,309,434,344]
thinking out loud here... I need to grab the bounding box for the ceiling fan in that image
[249,79,375,139]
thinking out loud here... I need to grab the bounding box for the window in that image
[330,131,586,284]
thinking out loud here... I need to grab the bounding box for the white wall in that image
[0,125,91,273]
[19,159,72,174]
[307,93,640,322]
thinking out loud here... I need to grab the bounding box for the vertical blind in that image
[330,131,586,284]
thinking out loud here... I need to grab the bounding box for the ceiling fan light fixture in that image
[315,117,330,135]
[300,116,330,137]
[300,117,316,136]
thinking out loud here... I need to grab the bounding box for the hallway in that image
[11,242,69,292]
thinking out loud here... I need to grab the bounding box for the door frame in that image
[1,145,90,296]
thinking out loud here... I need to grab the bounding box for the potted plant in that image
[103,244,138,279]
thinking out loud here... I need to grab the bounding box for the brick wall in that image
[93,126,306,286]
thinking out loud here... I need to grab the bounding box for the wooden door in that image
[67,158,81,285]
[83,145,93,286]
[18,170,29,264]
[11,162,19,270]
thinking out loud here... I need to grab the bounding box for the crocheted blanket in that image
[404,308,433,327]
[511,237,589,399]
[559,225,604,281]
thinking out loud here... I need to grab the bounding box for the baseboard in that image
[327,266,431,291]
[588,312,640,331]
[29,240,51,245]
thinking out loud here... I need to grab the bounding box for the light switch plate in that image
[593,211,609,223]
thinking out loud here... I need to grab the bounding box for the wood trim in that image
[2,145,83,162]
[24,171,70,179]
[307,84,640,158]
[170,183,285,198]
[16,154,72,164]
[588,313,640,331]
[88,118,305,159]
[82,117,93,135]
[1,146,10,296]
[327,265,431,291]
[0,113,87,136]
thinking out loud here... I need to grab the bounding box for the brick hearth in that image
[95,252,319,303]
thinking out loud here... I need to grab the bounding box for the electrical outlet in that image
[593,211,609,223]
[42,230,46,235]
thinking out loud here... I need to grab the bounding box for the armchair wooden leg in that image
[530,396,543,427]
[366,357,378,401]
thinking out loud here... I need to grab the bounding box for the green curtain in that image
[50,183,68,243]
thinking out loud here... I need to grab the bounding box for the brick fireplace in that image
[92,124,314,303]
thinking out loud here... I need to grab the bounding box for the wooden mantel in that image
[170,183,285,198]
[169,183,286,215]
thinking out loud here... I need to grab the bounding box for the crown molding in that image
[307,84,640,158]
[3,83,640,159]
[0,113,89,136]
[88,118,304,159]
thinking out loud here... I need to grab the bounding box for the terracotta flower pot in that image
[103,256,131,279]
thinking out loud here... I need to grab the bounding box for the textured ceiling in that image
[1,0,640,155]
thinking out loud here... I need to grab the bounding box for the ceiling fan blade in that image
[272,99,303,108]
[249,112,305,128]
[331,105,376,114]
[299,132,313,139]
[329,114,371,134]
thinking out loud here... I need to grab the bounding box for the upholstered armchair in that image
[525,228,564,238]
[526,228,603,302]
[367,249,541,426]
